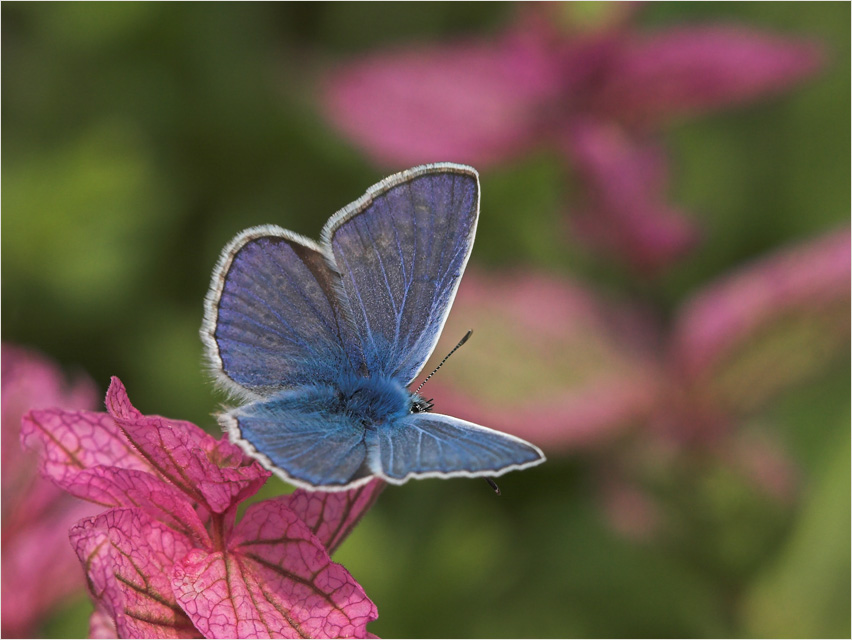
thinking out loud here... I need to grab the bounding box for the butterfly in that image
[201,163,545,491]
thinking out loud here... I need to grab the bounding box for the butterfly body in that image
[203,163,544,491]
[336,374,417,426]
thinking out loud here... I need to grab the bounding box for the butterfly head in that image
[409,396,434,413]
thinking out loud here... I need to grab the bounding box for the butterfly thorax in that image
[335,375,422,427]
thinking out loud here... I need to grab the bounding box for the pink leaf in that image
[105,377,270,513]
[562,119,699,271]
[278,479,386,555]
[597,26,823,126]
[70,508,201,639]
[173,500,377,639]
[673,228,851,413]
[65,466,210,545]
[21,407,154,487]
[227,498,377,637]
[322,31,560,167]
[89,607,118,639]
[21,405,207,543]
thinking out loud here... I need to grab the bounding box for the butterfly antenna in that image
[414,329,473,395]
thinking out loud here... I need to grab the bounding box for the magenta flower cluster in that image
[21,377,381,639]
[322,5,822,271]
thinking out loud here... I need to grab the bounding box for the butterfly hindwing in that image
[376,413,545,483]
[322,164,479,386]
[226,395,544,490]
[222,387,371,489]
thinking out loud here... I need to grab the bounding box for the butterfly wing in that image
[322,163,479,386]
[221,386,371,490]
[202,225,362,399]
[375,413,544,483]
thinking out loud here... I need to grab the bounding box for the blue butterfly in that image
[201,163,545,491]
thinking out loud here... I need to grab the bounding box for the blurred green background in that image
[3,3,849,638]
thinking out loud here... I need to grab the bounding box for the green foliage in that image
[743,427,851,638]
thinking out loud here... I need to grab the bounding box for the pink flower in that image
[322,7,822,271]
[2,343,100,638]
[21,377,380,639]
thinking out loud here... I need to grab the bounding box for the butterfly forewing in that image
[203,226,361,397]
[323,165,479,386]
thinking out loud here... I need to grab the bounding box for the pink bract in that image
[281,479,386,555]
[175,499,377,639]
[593,26,823,126]
[2,343,99,638]
[322,10,822,272]
[323,32,561,168]
[104,380,269,514]
[671,227,851,415]
[22,377,379,639]
[563,119,699,271]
